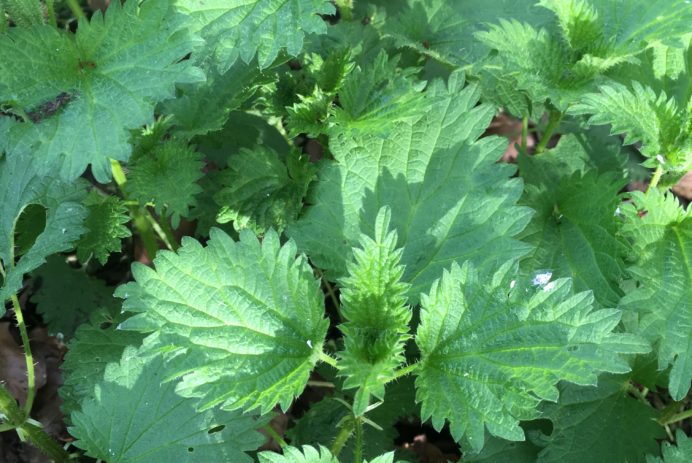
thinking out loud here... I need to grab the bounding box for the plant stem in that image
[660,408,692,426]
[11,295,35,416]
[158,208,179,251]
[45,0,56,27]
[390,362,419,381]
[144,211,176,252]
[110,159,160,259]
[65,0,84,19]
[262,424,288,448]
[330,418,354,458]
[319,351,338,368]
[535,111,563,154]
[353,416,364,463]
[520,115,528,155]
[647,165,664,192]
[307,380,335,388]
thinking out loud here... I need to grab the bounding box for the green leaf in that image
[647,430,692,463]
[337,207,411,415]
[116,229,329,413]
[0,0,203,181]
[174,0,335,71]
[381,0,553,67]
[161,59,270,139]
[60,321,146,416]
[30,255,118,337]
[415,261,650,452]
[214,147,316,233]
[76,193,131,265]
[259,446,339,463]
[126,140,204,228]
[518,135,629,307]
[0,155,87,311]
[569,82,685,161]
[287,71,533,302]
[619,190,692,400]
[536,375,665,463]
[71,346,265,462]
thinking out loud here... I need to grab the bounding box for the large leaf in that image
[71,346,265,462]
[518,134,629,307]
[337,207,411,415]
[0,0,202,181]
[174,0,335,70]
[259,446,339,463]
[0,155,87,310]
[60,322,146,416]
[536,375,665,462]
[117,229,329,413]
[414,261,650,452]
[619,190,692,400]
[287,71,533,302]
[30,255,118,337]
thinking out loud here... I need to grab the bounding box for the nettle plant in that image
[0,0,691,462]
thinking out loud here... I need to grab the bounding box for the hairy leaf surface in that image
[0,155,87,310]
[337,207,411,415]
[287,71,532,301]
[0,1,202,181]
[620,190,692,400]
[76,193,131,265]
[415,262,649,451]
[71,346,265,462]
[175,0,335,70]
[117,229,329,413]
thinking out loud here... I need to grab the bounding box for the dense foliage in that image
[0,0,691,462]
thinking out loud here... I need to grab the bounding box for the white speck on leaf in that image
[532,271,552,286]
[306,340,313,348]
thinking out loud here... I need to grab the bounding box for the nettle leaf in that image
[620,190,692,400]
[518,135,629,307]
[287,71,533,302]
[71,346,265,462]
[337,207,411,416]
[259,446,338,463]
[117,229,329,413]
[570,82,691,173]
[174,0,335,71]
[414,261,649,452]
[126,140,204,228]
[537,375,665,463]
[0,155,87,311]
[381,0,553,67]
[76,193,131,265]
[60,322,146,417]
[30,255,118,337]
[0,0,203,182]
[475,0,692,111]
[647,430,692,463]
[215,147,316,234]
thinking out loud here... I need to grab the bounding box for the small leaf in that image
[76,193,131,265]
[647,430,692,463]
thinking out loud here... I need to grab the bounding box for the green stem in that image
[17,421,72,462]
[262,424,288,449]
[353,416,363,463]
[627,383,650,405]
[535,111,563,154]
[307,380,335,388]
[647,165,664,192]
[389,362,419,382]
[520,115,529,155]
[45,0,56,27]
[110,159,159,259]
[144,211,175,252]
[65,0,84,19]
[660,408,692,426]
[330,418,354,458]
[319,351,338,368]
[11,295,35,416]
[158,209,179,251]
